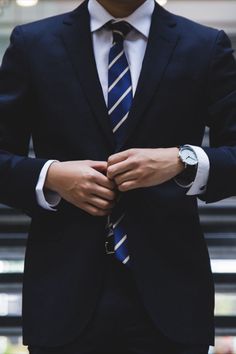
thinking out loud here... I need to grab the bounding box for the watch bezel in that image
[178,145,198,167]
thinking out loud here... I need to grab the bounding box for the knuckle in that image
[109,194,116,202]
[108,156,113,163]
[103,200,111,209]
[107,166,113,174]
[87,172,95,181]
[78,189,85,198]
[129,148,135,155]
[118,184,126,192]
[97,209,106,216]
[91,209,98,216]
[99,201,106,209]
[130,148,138,156]
[130,157,139,167]
[105,192,113,201]
[82,182,90,192]
[87,208,95,216]
[130,162,137,170]
[138,169,145,179]
[107,171,112,179]
[110,191,116,200]
[114,177,120,185]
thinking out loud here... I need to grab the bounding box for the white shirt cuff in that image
[35,160,61,211]
[186,145,210,196]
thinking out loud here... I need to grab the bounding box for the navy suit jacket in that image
[0,0,236,347]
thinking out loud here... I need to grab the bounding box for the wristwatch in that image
[178,145,198,169]
[176,145,198,187]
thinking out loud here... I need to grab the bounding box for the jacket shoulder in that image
[178,15,220,41]
[16,12,70,39]
[163,7,221,43]
[12,2,83,43]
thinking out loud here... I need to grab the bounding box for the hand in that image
[107,148,185,192]
[45,160,117,216]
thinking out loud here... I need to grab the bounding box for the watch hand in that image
[186,156,195,161]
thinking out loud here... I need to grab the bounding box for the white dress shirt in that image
[36,0,210,210]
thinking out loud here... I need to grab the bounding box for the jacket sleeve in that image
[0,26,48,214]
[202,30,236,203]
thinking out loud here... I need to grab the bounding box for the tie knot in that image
[108,21,132,43]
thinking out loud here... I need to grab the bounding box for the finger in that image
[84,203,112,217]
[88,196,115,210]
[118,180,138,192]
[92,185,117,201]
[89,161,108,173]
[108,149,133,166]
[93,170,116,190]
[107,159,133,179]
[114,171,138,186]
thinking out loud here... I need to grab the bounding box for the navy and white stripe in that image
[107,21,132,266]
[108,21,133,147]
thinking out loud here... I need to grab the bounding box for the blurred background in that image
[0,0,236,353]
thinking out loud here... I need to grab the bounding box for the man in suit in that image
[0,0,236,353]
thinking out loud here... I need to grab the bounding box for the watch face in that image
[181,148,198,166]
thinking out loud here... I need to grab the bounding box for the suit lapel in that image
[116,4,179,151]
[61,1,115,150]
[60,2,179,152]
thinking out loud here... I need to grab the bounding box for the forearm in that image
[0,151,48,214]
[201,146,236,203]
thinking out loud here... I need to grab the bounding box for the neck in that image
[96,0,146,18]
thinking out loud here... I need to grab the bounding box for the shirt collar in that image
[88,0,155,38]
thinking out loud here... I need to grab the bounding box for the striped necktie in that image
[108,21,133,146]
[107,21,132,266]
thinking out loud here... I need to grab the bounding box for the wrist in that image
[178,145,198,168]
[172,147,185,176]
[44,161,62,192]
[176,145,199,186]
